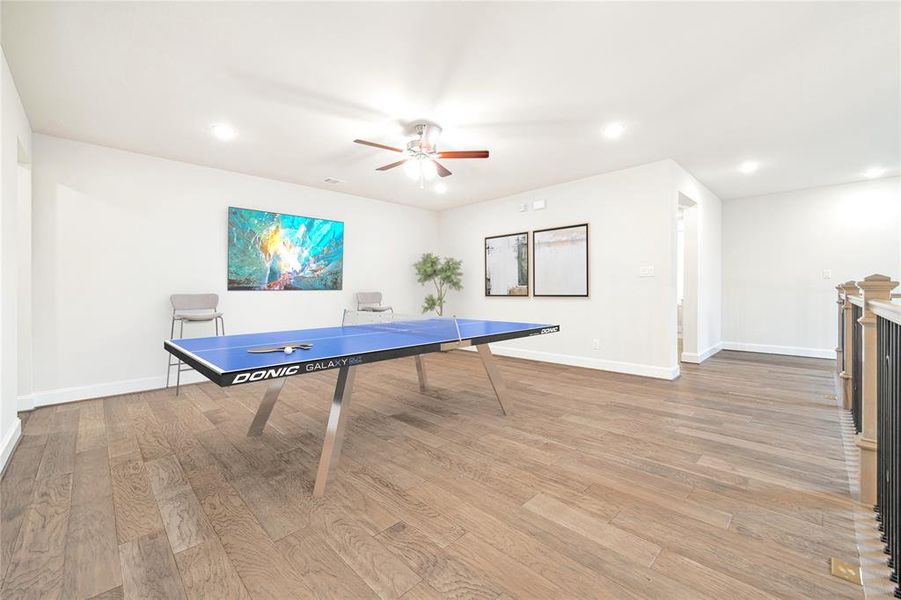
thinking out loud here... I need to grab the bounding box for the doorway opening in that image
[678,193,698,363]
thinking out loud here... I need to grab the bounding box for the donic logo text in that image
[232,356,363,384]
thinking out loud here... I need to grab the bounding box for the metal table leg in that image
[246,378,287,437]
[414,355,429,392]
[476,344,510,415]
[313,366,357,497]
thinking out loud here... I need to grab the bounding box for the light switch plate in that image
[639,265,655,277]
[532,199,547,210]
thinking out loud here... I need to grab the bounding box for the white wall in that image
[0,50,32,472]
[17,163,32,404]
[723,177,901,357]
[29,134,440,406]
[439,160,682,379]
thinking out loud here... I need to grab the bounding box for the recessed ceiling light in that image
[434,182,448,194]
[862,166,886,179]
[210,123,237,141]
[602,122,626,140]
[738,160,759,174]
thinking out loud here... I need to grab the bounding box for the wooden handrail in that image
[836,274,900,594]
[870,299,901,326]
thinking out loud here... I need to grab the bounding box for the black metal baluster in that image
[853,306,863,433]
[880,322,901,598]
[879,316,886,534]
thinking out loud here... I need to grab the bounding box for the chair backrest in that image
[171,293,218,312]
[356,291,382,308]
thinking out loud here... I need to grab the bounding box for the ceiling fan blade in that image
[376,159,407,171]
[432,160,452,178]
[437,150,489,159]
[354,139,403,153]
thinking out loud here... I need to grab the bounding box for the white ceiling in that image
[2,2,898,209]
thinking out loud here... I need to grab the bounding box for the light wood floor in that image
[0,350,864,599]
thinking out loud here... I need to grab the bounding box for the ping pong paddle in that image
[247,343,313,354]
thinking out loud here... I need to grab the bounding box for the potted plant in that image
[413,253,463,316]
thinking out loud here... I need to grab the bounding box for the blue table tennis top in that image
[165,318,558,384]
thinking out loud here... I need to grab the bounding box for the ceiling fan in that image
[354,122,489,188]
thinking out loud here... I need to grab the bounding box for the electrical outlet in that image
[639,265,655,277]
[592,339,600,350]
[519,202,528,212]
[822,269,832,279]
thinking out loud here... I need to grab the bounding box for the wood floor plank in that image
[277,527,379,600]
[35,408,79,481]
[111,460,164,544]
[344,465,466,548]
[1,473,73,599]
[119,531,186,600]
[376,521,503,600]
[187,466,317,599]
[63,448,122,600]
[230,467,313,541]
[310,500,421,599]
[0,433,47,582]
[129,400,174,462]
[523,492,661,566]
[409,480,642,600]
[174,538,252,600]
[145,456,212,553]
[651,549,780,600]
[87,585,124,600]
[443,532,564,599]
[76,400,108,454]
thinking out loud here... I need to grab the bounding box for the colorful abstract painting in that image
[228,207,344,290]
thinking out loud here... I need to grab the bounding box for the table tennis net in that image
[341,309,463,343]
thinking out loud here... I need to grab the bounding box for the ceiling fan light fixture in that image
[403,158,420,180]
[404,156,437,181]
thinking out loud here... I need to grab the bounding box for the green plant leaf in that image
[414,253,463,317]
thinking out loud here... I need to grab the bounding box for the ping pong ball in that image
[284,346,294,355]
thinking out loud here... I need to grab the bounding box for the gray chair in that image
[356,291,393,313]
[166,293,225,395]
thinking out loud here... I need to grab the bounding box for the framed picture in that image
[485,232,529,296]
[227,206,344,290]
[532,223,589,297]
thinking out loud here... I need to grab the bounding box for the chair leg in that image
[166,317,176,389]
[176,320,184,396]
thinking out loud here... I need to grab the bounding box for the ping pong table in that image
[164,315,559,496]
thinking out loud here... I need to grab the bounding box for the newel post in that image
[838,281,858,411]
[835,284,844,375]
[856,274,899,505]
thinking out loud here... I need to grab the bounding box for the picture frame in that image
[532,223,589,297]
[227,206,344,291]
[484,231,530,297]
